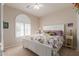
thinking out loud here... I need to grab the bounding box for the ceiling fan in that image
[26,3,43,10]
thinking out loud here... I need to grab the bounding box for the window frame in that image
[15,22,31,38]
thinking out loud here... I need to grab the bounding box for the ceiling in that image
[5,3,72,17]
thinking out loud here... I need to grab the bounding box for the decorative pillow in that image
[47,38,54,47]
[38,38,44,43]
[34,34,45,44]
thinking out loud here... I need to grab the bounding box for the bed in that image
[23,30,64,56]
[23,24,64,56]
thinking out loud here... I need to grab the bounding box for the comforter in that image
[24,34,64,55]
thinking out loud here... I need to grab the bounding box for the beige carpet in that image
[59,47,79,56]
[4,46,79,56]
[4,46,37,56]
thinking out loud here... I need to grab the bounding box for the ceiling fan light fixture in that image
[33,4,40,10]
[26,3,43,10]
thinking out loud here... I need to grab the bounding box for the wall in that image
[3,5,40,50]
[0,4,1,42]
[40,7,76,26]
[77,15,79,50]
[40,6,77,49]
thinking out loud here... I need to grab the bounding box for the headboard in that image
[43,24,64,36]
[44,30,63,36]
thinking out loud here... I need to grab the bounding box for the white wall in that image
[77,15,79,50]
[0,4,1,42]
[3,5,40,50]
[40,7,76,26]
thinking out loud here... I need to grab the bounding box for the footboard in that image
[22,39,53,56]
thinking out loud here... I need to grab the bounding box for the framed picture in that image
[3,21,9,29]
[68,23,73,27]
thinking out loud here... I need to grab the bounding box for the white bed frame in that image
[23,39,54,56]
[23,37,61,56]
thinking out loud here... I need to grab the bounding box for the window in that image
[16,22,31,37]
[15,14,31,38]
[16,23,24,37]
[25,24,31,36]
